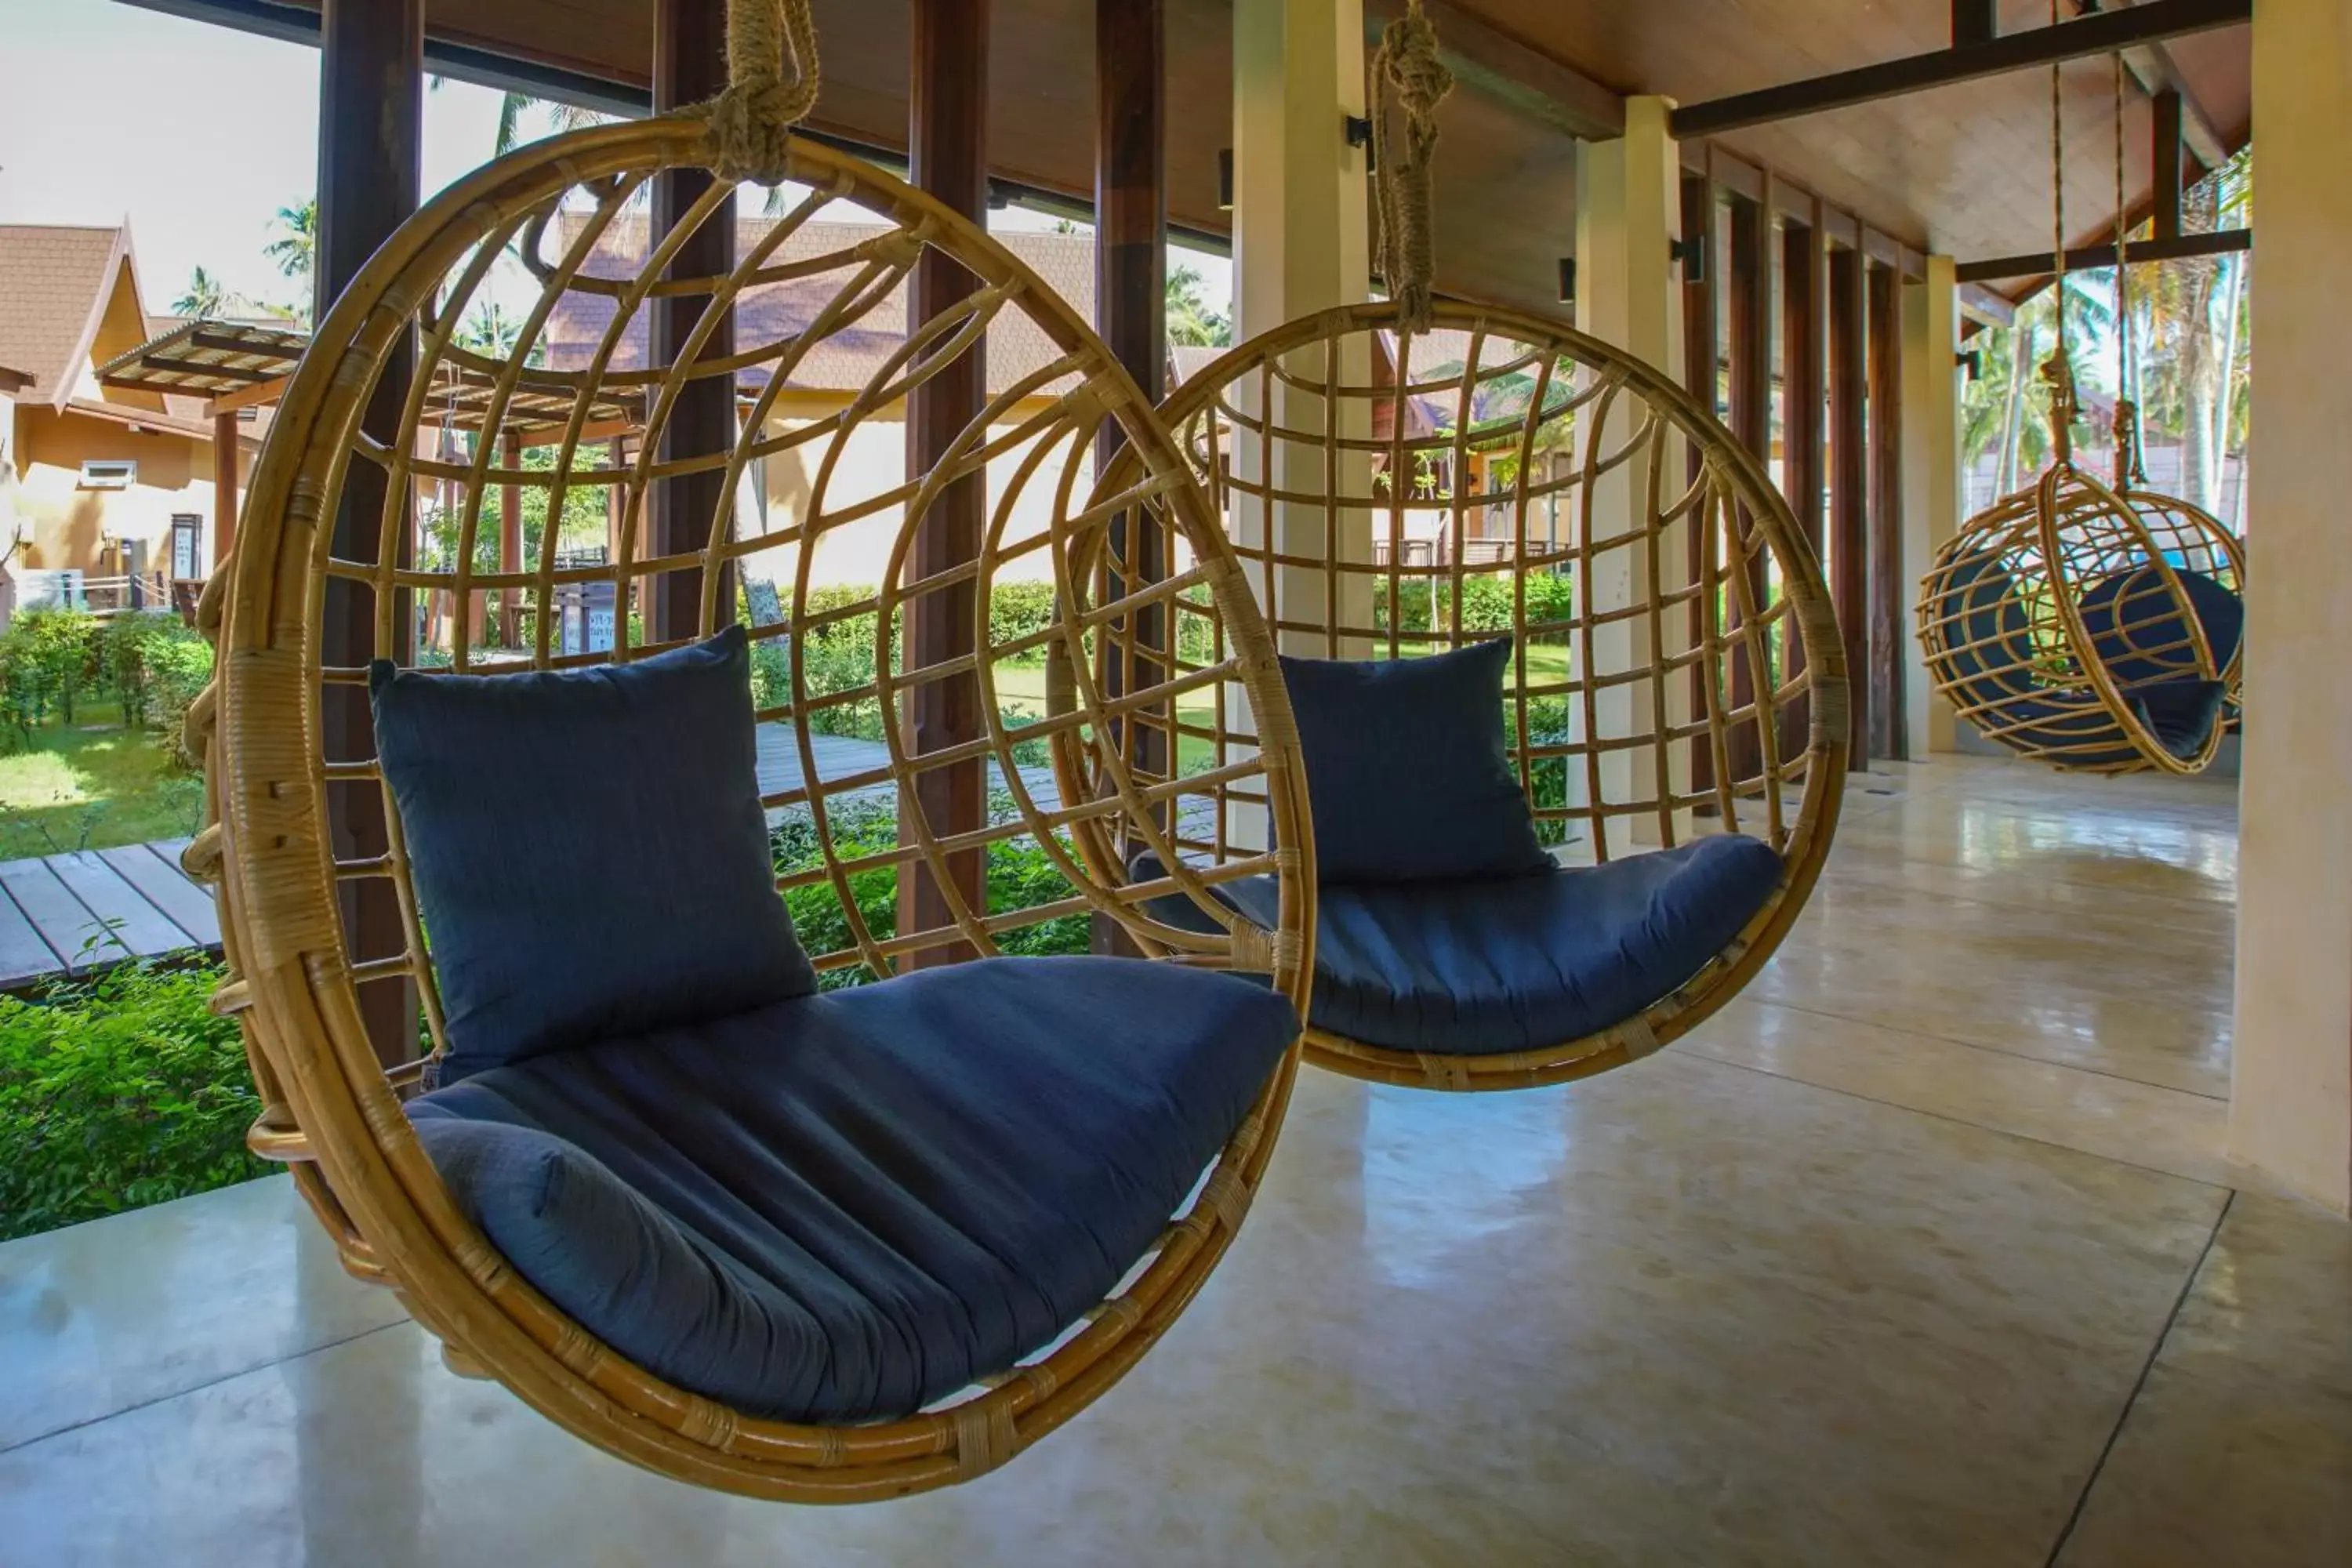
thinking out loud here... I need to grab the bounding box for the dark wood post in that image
[1828,244,1871,760]
[1724,191,1773,782]
[212,409,238,568]
[648,0,734,646]
[1680,170,1719,797]
[1951,0,1997,47]
[2152,88,2185,241]
[1092,0,1167,956]
[1866,260,1906,760]
[899,0,991,965]
[499,428,522,644]
[1778,208,1827,764]
[317,0,423,1067]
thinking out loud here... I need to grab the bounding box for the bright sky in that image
[0,0,1230,320]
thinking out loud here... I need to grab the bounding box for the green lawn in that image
[0,721,204,860]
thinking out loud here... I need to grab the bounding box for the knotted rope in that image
[2110,52,2144,485]
[1370,1,1453,336]
[2041,2,2075,467]
[701,0,822,186]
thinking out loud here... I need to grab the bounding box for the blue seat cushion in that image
[1278,639,1553,885]
[1138,836,1782,1054]
[1926,555,2151,770]
[2079,565,2244,688]
[371,626,814,1080]
[408,956,1300,1424]
[2120,673,2230,758]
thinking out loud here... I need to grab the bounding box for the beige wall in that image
[10,405,219,573]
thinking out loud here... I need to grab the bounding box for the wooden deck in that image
[0,839,220,990]
[0,728,1199,992]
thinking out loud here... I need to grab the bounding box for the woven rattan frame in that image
[1076,300,1848,1091]
[1918,462,2245,775]
[181,119,1314,1500]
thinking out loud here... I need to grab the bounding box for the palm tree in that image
[495,93,606,157]
[173,266,229,321]
[1166,264,1231,348]
[265,199,317,284]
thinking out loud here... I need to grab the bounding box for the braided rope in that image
[2042,2,2076,466]
[701,0,822,185]
[2111,53,2145,485]
[1370,1,1453,336]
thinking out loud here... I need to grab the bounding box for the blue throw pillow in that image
[1279,638,1552,884]
[370,626,815,1080]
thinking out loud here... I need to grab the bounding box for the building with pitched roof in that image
[0,221,256,610]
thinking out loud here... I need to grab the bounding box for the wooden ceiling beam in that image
[1668,0,2250,140]
[1363,0,1623,141]
[1954,225,2249,283]
[2100,3,2231,168]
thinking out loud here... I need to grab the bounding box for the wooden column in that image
[499,428,522,645]
[898,0,990,965]
[1778,209,1827,764]
[648,0,732,646]
[1679,169,1719,797]
[317,0,423,1067]
[211,409,238,568]
[1724,192,1772,782]
[1866,260,1905,760]
[1093,0,1167,956]
[2152,88,2185,241]
[1828,244,1870,760]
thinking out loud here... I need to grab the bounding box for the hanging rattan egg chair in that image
[1917,48,2245,777]
[178,14,1314,1501]
[1058,3,1846,1094]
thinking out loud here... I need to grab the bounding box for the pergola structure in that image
[107,0,2352,1214]
[96,319,646,576]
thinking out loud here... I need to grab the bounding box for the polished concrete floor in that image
[2,756,2347,1566]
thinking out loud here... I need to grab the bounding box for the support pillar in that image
[898,0,990,964]
[1232,0,1372,656]
[1574,96,1689,847]
[1828,245,1869,760]
[648,0,733,645]
[2230,0,2352,1214]
[1779,208,1827,765]
[1093,0,1167,955]
[317,0,421,1068]
[1865,262,1904,760]
[1900,253,1960,757]
[1723,190,1772,784]
[211,409,238,568]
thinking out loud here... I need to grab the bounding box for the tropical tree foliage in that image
[172,266,228,321]
[1166,264,1232,348]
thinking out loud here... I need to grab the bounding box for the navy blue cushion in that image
[2079,565,2244,688]
[1138,836,1782,1054]
[408,956,1299,1424]
[1279,639,1552,884]
[1927,555,2151,769]
[371,626,813,1080]
[2121,673,2230,758]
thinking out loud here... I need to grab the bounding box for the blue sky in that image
[0,0,1230,320]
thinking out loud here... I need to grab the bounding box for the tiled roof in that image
[0,225,125,401]
[544,217,1098,399]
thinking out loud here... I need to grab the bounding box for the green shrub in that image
[985,581,1058,650]
[0,959,268,1241]
[1373,571,1576,636]
[770,789,1092,988]
[0,607,101,734]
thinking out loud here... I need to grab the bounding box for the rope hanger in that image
[699,0,823,185]
[1370,0,1454,336]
